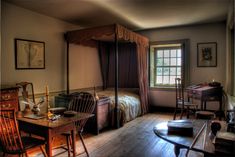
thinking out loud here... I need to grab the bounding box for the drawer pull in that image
[1,95,11,100]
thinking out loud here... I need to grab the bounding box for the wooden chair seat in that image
[196,111,215,119]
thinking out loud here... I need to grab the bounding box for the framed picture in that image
[15,38,45,69]
[197,42,217,67]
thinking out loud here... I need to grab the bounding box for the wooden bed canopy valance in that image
[65,24,149,128]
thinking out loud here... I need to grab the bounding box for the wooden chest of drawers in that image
[0,87,19,111]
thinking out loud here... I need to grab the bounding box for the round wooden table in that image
[153,120,224,157]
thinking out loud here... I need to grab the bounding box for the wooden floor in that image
[29,113,203,157]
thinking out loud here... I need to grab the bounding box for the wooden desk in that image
[187,85,223,119]
[16,112,93,157]
[153,120,227,157]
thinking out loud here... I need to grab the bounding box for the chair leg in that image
[69,135,72,148]
[40,145,48,157]
[65,135,71,157]
[79,132,89,157]
[25,152,29,157]
[186,106,190,118]
[180,106,184,119]
[173,104,178,120]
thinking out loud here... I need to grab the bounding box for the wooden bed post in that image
[66,40,70,95]
[114,31,119,129]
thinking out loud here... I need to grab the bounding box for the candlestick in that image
[46,85,49,95]
[46,85,53,118]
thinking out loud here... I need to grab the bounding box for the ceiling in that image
[3,0,232,30]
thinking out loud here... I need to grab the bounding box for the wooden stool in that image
[196,111,215,120]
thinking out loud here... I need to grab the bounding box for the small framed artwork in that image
[15,38,45,69]
[197,42,217,67]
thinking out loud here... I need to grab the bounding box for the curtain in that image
[99,42,139,88]
[136,45,149,114]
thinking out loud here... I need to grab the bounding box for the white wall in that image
[69,44,103,90]
[1,2,79,94]
[139,23,226,109]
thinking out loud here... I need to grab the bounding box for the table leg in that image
[174,145,180,157]
[46,129,52,157]
[72,127,76,157]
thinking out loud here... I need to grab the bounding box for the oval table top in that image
[153,120,227,155]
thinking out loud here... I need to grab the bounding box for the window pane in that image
[177,67,181,75]
[157,58,163,66]
[157,50,163,57]
[164,50,169,57]
[171,50,177,57]
[177,58,181,65]
[151,44,184,87]
[156,68,162,75]
[163,68,169,75]
[170,67,176,75]
[170,58,177,66]
[163,58,169,66]
[177,75,181,79]
[177,49,181,57]
[169,76,176,85]
[163,76,169,84]
[156,76,162,84]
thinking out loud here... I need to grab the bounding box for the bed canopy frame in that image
[65,24,149,128]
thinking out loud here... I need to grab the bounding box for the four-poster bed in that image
[65,24,149,128]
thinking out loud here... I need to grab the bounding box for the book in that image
[167,120,193,136]
[216,131,235,141]
[214,131,235,155]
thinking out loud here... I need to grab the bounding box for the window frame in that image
[153,46,182,87]
[149,39,190,89]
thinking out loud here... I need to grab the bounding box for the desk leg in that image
[204,101,207,110]
[46,129,52,157]
[174,145,180,157]
[72,127,76,157]
[219,100,222,120]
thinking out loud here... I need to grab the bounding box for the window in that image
[149,40,189,88]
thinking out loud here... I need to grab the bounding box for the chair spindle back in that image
[175,78,185,103]
[0,109,24,154]
[68,92,96,131]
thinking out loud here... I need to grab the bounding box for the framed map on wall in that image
[15,38,45,69]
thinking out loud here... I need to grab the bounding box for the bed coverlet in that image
[97,90,141,125]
